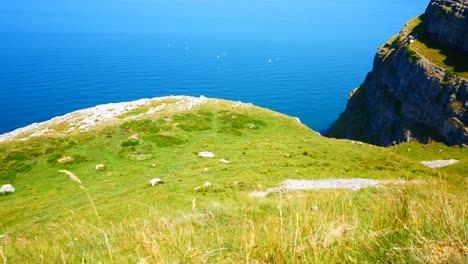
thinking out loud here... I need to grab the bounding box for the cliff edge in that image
[327,0,468,146]
[425,0,468,52]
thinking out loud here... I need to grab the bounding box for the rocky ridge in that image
[327,0,468,146]
[0,96,253,143]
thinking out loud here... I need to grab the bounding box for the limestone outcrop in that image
[327,0,468,146]
[425,0,468,52]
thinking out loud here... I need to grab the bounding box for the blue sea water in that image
[0,0,428,134]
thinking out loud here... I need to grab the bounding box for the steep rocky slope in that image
[327,0,468,146]
[425,0,468,52]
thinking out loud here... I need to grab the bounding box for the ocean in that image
[0,0,427,134]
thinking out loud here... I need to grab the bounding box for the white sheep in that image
[150,178,162,186]
[198,151,215,158]
[95,164,105,170]
[0,184,15,194]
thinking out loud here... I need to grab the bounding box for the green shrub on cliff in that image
[405,46,421,62]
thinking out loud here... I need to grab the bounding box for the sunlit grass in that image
[0,100,466,262]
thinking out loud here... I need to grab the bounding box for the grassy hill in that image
[0,97,466,263]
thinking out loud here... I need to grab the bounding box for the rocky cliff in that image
[327,0,468,146]
[425,0,468,52]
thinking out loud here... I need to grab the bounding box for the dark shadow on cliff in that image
[430,40,468,73]
[412,19,468,73]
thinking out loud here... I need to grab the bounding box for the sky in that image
[0,0,429,35]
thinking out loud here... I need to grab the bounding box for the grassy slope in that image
[0,99,466,263]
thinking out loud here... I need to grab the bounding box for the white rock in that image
[194,181,212,191]
[0,184,15,193]
[219,159,230,164]
[95,164,105,170]
[0,96,210,143]
[198,151,215,158]
[150,178,162,186]
[248,191,269,197]
[420,159,459,168]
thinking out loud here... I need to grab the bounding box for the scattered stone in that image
[194,182,212,191]
[95,164,105,171]
[0,96,209,143]
[203,167,209,172]
[198,151,215,158]
[311,206,319,211]
[231,101,253,108]
[420,159,459,168]
[0,184,15,194]
[150,178,162,186]
[219,159,230,164]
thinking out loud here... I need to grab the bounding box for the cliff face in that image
[425,0,468,52]
[327,0,468,146]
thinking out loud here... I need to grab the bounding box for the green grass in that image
[117,98,179,119]
[0,99,466,263]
